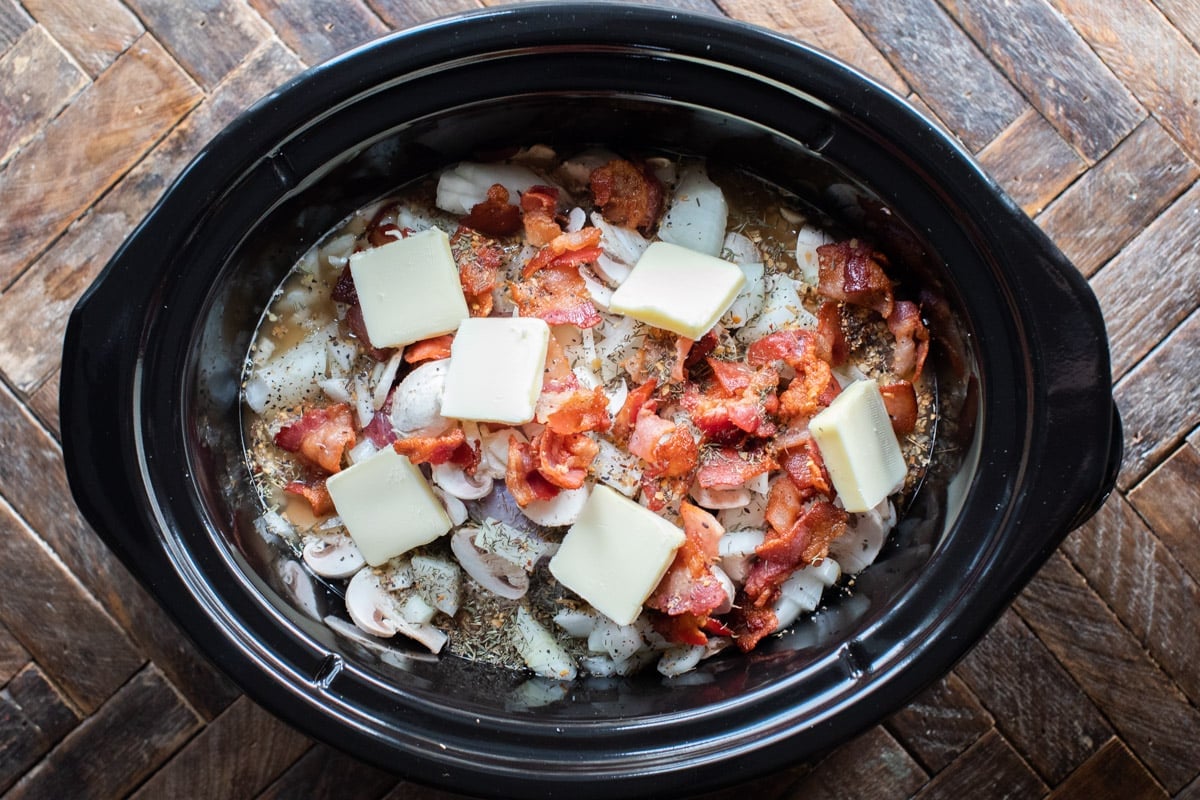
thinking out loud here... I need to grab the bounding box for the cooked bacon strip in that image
[274,404,356,474]
[361,409,397,448]
[535,377,611,435]
[589,159,664,234]
[729,597,778,652]
[612,378,657,443]
[522,227,603,278]
[888,300,930,381]
[745,498,847,604]
[650,611,710,647]
[451,226,505,318]
[462,183,522,237]
[640,473,690,513]
[628,406,699,478]
[332,264,358,305]
[364,202,413,248]
[284,477,334,516]
[505,435,560,507]
[344,303,396,362]
[780,436,832,500]
[520,185,562,246]
[817,239,894,319]
[814,301,848,366]
[879,380,919,436]
[778,357,840,421]
[670,337,693,383]
[683,363,780,440]
[647,502,728,618]
[403,333,454,364]
[393,427,466,465]
[696,444,776,489]
[509,265,603,328]
[746,329,825,370]
[534,429,599,490]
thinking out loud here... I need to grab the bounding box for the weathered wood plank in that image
[1014,552,1200,793]
[25,370,59,439]
[0,496,144,714]
[366,0,481,28]
[940,0,1144,161]
[256,743,397,800]
[0,34,200,288]
[0,25,89,166]
[910,729,1046,800]
[1062,492,1200,707]
[0,39,303,394]
[248,0,388,66]
[831,0,1027,152]
[0,378,239,718]
[21,0,144,76]
[1151,0,1200,51]
[123,0,268,90]
[1048,0,1200,161]
[0,620,28,685]
[781,725,927,800]
[129,696,311,799]
[976,108,1086,216]
[1127,440,1200,588]
[1048,737,1168,800]
[1037,119,1199,277]
[886,673,994,773]
[1113,308,1200,489]
[717,0,908,95]
[6,664,202,800]
[955,609,1111,784]
[1090,182,1200,379]
[480,0,724,13]
[0,0,32,54]
[0,664,80,793]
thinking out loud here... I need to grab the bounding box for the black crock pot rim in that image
[61,4,1122,797]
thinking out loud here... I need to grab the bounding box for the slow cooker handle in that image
[1068,404,1123,529]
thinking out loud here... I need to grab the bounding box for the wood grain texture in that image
[1112,307,1200,489]
[0,34,200,289]
[782,725,927,800]
[1014,552,1200,793]
[123,0,268,89]
[0,664,79,793]
[365,0,481,28]
[5,665,202,800]
[0,25,88,166]
[717,0,908,95]
[25,371,59,439]
[256,744,398,800]
[1150,0,1200,50]
[832,0,1027,151]
[21,0,144,77]
[1090,181,1200,379]
[886,673,995,773]
[1047,737,1168,800]
[0,39,302,394]
[976,107,1086,216]
[940,0,1144,161]
[1048,0,1200,161]
[0,620,30,686]
[128,697,311,800]
[910,729,1046,800]
[1061,492,1200,706]
[0,0,32,53]
[1126,440,1200,587]
[248,0,388,66]
[955,610,1111,784]
[1037,119,1199,277]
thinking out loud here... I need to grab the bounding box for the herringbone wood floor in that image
[1,0,1198,797]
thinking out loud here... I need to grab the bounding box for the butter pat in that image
[348,228,469,348]
[326,447,452,566]
[439,317,550,424]
[809,379,907,513]
[549,485,685,626]
[609,241,746,339]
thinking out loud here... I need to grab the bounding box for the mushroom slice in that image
[344,569,448,653]
[390,359,453,439]
[450,527,529,600]
[431,486,469,526]
[519,485,591,528]
[303,535,366,579]
[431,460,494,500]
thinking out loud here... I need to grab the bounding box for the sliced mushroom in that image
[302,535,366,579]
[344,569,448,653]
[431,486,469,526]
[450,527,529,600]
[689,482,751,510]
[390,359,453,438]
[431,460,494,500]
[520,485,591,527]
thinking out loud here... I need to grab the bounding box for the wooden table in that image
[1,0,1197,797]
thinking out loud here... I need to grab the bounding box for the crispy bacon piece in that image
[640,473,690,513]
[332,264,358,305]
[612,378,657,443]
[746,329,825,370]
[746,497,848,603]
[393,427,466,465]
[780,436,832,500]
[509,265,603,328]
[729,597,778,652]
[361,410,397,449]
[879,380,919,436]
[815,301,848,366]
[534,429,599,490]
[520,185,562,246]
[671,336,693,383]
[683,361,780,440]
[364,203,413,248]
[888,300,930,381]
[778,357,840,421]
[274,404,356,474]
[344,303,396,362]
[522,227,603,278]
[535,377,612,435]
[589,159,664,234]
[651,611,710,647]
[696,445,776,489]
[647,502,728,617]
[817,240,894,319]
[462,183,522,237]
[451,226,505,318]
[628,406,699,478]
[505,436,560,507]
[403,333,454,364]
[284,477,334,516]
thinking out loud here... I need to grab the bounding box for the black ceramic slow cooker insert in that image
[61,5,1122,798]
